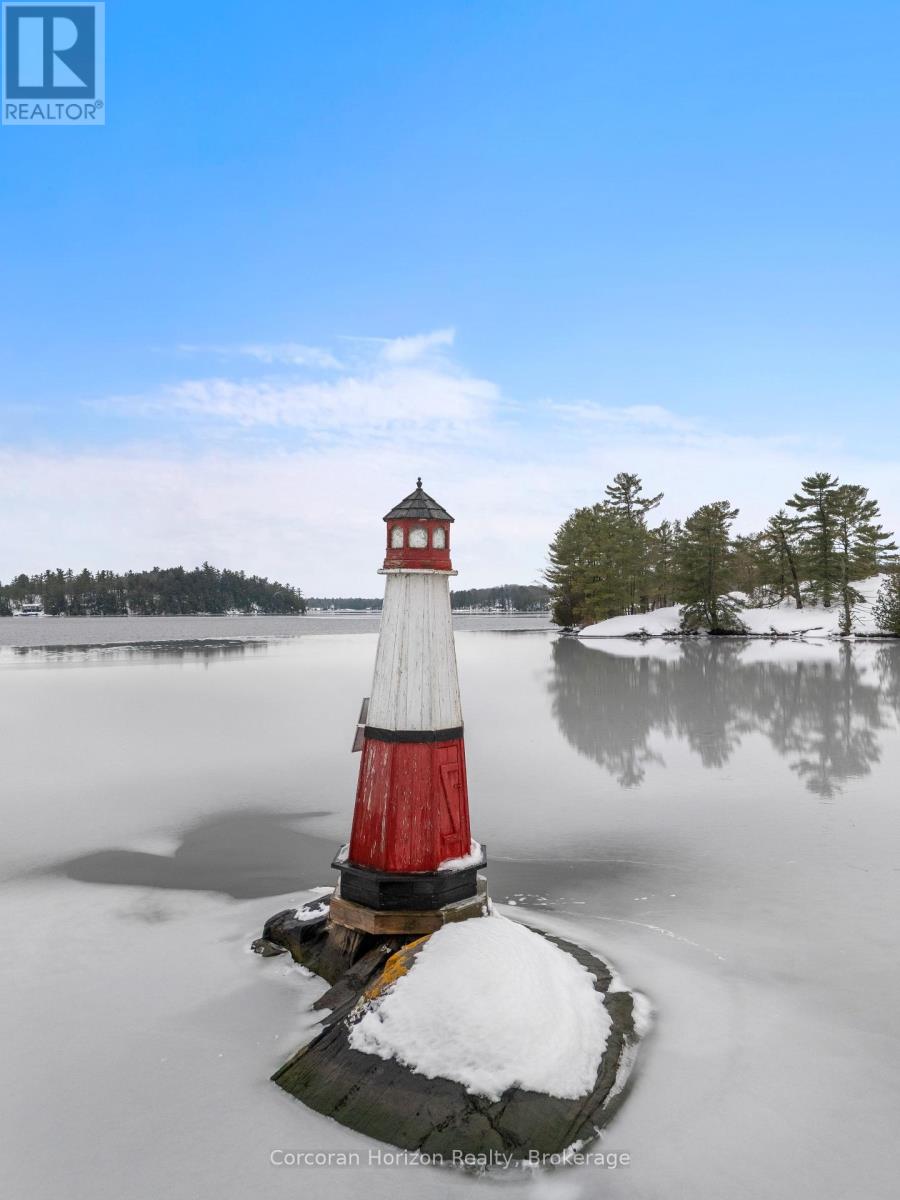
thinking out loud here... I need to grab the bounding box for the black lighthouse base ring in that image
[334,847,487,912]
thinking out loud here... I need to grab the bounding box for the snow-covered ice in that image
[349,912,611,1101]
[4,628,900,1200]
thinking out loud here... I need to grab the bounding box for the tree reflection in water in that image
[548,637,900,797]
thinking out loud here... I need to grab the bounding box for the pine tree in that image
[545,473,666,625]
[760,509,803,608]
[874,573,900,635]
[675,501,743,631]
[603,472,663,614]
[604,472,663,521]
[831,484,898,633]
[786,471,841,605]
[649,519,680,608]
[583,503,636,619]
[545,507,597,626]
[730,532,767,601]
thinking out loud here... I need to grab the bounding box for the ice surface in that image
[3,629,900,1199]
[349,912,611,1100]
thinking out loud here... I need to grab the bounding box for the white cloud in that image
[376,328,456,364]
[5,329,900,592]
[117,330,495,441]
[148,365,497,438]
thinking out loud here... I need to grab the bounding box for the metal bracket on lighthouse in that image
[351,698,369,753]
[330,479,488,936]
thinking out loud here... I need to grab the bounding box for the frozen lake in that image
[0,610,552,648]
[2,624,899,1199]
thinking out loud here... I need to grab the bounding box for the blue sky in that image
[2,0,900,591]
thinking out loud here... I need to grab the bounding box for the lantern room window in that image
[432,526,446,549]
[390,526,404,548]
[409,526,428,549]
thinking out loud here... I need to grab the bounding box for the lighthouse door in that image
[435,744,467,859]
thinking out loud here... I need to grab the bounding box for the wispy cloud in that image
[156,367,497,437]
[117,329,495,442]
[548,402,701,435]
[175,328,457,371]
[177,342,343,369]
[377,327,456,364]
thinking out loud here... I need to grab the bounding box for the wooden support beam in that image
[328,876,488,936]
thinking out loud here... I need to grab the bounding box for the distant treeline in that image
[450,584,549,611]
[307,597,383,611]
[0,564,306,616]
[307,584,549,613]
[547,470,899,634]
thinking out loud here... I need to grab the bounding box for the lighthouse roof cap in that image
[383,479,454,523]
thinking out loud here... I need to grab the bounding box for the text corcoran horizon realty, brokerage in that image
[268,1148,632,1170]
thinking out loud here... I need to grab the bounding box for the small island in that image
[0,563,306,617]
[547,470,900,638]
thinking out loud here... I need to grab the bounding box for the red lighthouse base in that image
[348,731,472,874]
[342,725,484,915]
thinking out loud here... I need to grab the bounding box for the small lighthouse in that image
[332,479,486,930]
[257,479,642,1154]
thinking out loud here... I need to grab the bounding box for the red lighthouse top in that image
[382,478,454,571]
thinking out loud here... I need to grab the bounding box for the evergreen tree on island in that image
[831,485,898,633]
[730,532,767,603]
[786,472,842,606]
[648,518,680,609]
[760,510,804,609]
[675,501,744,632]
[603,472,663,615]
[545,473,665,626]
[874,572,900,635]
[545,505,610,627]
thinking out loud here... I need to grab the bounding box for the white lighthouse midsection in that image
[365,569,462,732]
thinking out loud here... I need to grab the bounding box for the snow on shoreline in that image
[579,575,893,640]
[348,913,611,1101]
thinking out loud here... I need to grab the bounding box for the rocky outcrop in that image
[266,927,641,1160]
[262,898,411,984]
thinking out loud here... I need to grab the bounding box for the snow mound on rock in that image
[581,605,682,637]
[580,576,891,639]
[348,914,611,1101]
